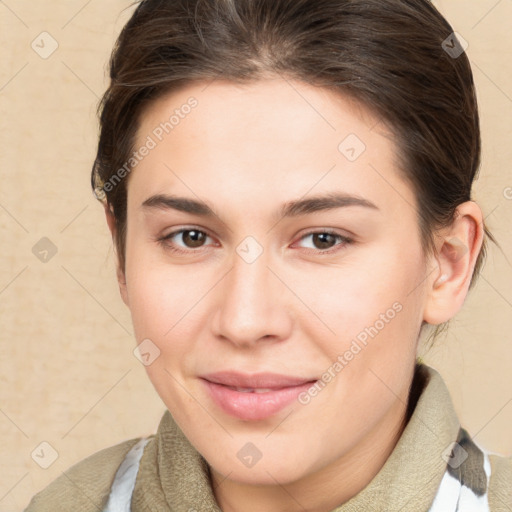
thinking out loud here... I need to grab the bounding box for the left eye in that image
[296,231,350,251]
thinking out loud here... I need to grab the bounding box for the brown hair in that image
[91,0,496,324]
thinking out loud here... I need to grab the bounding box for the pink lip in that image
[200,371,317,421]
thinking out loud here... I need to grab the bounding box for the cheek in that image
[301,241,424,337]
[125,269,171,338]
[124,257,201,403]
[123,249,165,344]
[124,247,215,375]
[124,235,193,331]
[310,250,425,395]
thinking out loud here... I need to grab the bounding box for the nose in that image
[211,247,293,348]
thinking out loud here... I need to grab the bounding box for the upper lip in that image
[201,371,317,389]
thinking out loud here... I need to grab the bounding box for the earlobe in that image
[104,205,130,307]
[423,201,484,325]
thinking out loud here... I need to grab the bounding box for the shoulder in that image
[488,452,512,511]
[24,436,152,512]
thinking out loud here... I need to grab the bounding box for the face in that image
[119,78,432,486]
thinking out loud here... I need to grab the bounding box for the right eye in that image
[158,228,216,254]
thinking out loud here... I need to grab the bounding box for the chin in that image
[209,458,309,487]
[202,439,325,487]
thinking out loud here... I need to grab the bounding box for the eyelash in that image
[157,227,353,256]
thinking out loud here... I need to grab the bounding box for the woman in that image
[25,0,511,510]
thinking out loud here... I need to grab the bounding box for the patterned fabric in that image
[102,438,149,512]
[428,427,492,511]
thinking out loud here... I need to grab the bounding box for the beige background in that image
[0,1,511,510]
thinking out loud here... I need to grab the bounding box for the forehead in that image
[128,78,414,220]
[136,77,384,148]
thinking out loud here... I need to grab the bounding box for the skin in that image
[105,77,483,512]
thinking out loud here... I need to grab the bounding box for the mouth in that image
[200,371,318,421]
[223,386,275,393]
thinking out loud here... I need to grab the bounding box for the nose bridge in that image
[213,244,290,345]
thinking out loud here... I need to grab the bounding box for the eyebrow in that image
[141,192,379,221]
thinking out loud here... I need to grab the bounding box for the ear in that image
[423,201,484,325]
[104,204,129,307]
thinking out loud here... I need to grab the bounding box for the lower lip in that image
[201,379,316,421]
